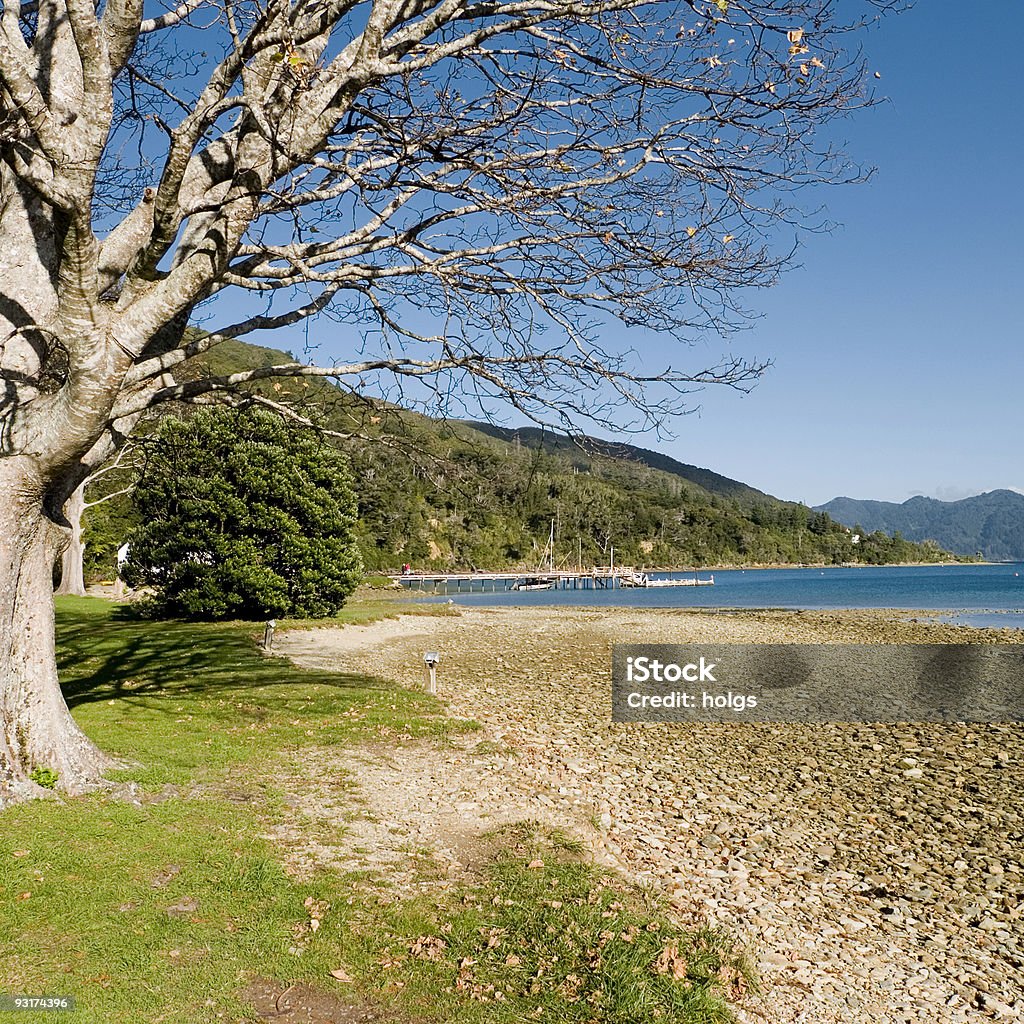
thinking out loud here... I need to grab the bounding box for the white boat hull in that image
[646,576,715,587]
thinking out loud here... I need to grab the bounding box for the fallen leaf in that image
[329,967,354,983]
[410,935,447,960]
[653,941,689,981]
[527,859,544,869]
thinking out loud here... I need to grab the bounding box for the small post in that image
[423,652,440,694]
[263,619,277,652]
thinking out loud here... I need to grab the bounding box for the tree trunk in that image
[0,459,117,807]
[55,485,87,597]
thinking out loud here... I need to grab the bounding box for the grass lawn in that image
[0,594,749,1023]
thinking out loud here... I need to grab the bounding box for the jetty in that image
[391,567,714,593]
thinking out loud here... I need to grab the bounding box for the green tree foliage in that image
[346,423,956,572]
[122,409,362,620]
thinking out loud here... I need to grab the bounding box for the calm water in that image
[419,563,1024,627]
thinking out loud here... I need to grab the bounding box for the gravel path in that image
[277,606,1024,1023]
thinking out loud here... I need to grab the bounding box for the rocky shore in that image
[278,607,1023,1023]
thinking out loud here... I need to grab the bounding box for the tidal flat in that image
[278,607,1024,1024]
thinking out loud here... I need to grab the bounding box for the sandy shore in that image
[278,607,1024,1023]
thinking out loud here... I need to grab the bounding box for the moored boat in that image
[511,575,557,591]
[646,574,715,588]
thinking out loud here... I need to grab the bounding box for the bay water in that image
[422,563,1024,628]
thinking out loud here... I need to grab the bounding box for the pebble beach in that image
[278,606,1024,1023]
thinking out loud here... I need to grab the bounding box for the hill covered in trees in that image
[80,341,958,580]
[817,490,1024,561]
[465,423,776,506]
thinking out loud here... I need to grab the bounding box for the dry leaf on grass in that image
[652,942,689,981]
[410,935,447,961]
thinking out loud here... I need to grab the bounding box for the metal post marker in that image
[263,619,277,651]
[423,652,440,694]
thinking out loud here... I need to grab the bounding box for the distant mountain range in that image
[815,490,1024,561]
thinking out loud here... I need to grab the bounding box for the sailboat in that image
[511,520,558,591]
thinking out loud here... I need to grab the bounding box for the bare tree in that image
[0,0,889,801]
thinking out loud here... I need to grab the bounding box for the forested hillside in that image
[348,420,952,571]
[466,423,774,505]
[80,341,957,579]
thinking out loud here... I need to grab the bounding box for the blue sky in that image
[641,1,1024,506]
[207,1,1022,507]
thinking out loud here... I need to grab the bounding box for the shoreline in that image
[407,594,1024,633]
[279,606,1023,1024]
[379,560,995,577]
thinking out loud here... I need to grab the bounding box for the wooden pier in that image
[391,567,713,593]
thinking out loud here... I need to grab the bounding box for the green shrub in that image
[123,408,363,620]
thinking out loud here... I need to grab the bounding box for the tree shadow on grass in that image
[55,597,397,711]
